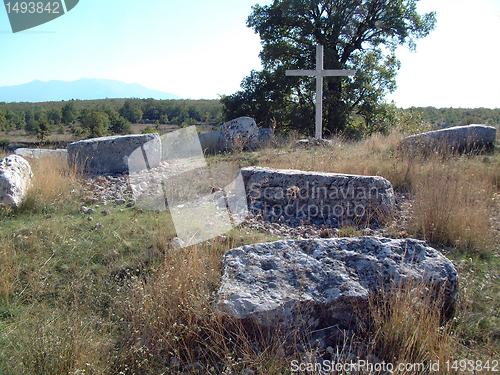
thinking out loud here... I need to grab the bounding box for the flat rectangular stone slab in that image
[68,134,161,174]
[241,167,395,227]
[15,148,68,159]
[402,124,496,152]
[199,130,221,154]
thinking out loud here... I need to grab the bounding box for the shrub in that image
[141,126,158,135]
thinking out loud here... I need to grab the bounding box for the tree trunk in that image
[325,79,348,135]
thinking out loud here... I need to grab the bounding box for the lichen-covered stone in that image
[402,124,496,152]
[0,154,33,208]
[248,128,276,149]
[68,134,161,174]
[241,167,395,228]
[217,117,259,152]
[214,237,458,332]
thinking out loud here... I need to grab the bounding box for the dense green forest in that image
[0,98,223,140]
[0,97,498,144]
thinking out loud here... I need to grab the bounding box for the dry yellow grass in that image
[22,155,79,210]
[111,234,296,374]
[365,280,457,375]
[5,307,113,375]
[111,241,224,373]
[0,234,16,304]
[408,157,494,252]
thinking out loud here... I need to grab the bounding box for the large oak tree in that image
[222,0,436,137]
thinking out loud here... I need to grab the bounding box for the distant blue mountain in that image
[0,78,182,102]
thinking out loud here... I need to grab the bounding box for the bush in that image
[0,138,9,151]
[25,118,39,134]
[141,126,158,135]
[159,114,169,124]
[110,116,132,134]
[392,107,431,135]
[80,109,110,138]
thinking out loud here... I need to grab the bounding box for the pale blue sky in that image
[1,0,499,108]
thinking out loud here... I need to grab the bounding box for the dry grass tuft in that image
[408,155,495,253]
[4,308,113,375]
[23,156,78,210]
[260,130,411,190]
[0,234,17,304]
[202,315,294,375]
[111,237,300,374]
[111,242,224,373]
[365,280,457,374]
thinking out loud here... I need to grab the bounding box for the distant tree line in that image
[1,97,498,141]
[0,98,224,139]
[413,107,500,128]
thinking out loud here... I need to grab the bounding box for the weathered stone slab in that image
[402,124,496,152]
[241,167,395,228]
[215,237,458,332]
[294,138,333,148]
[199,130,221,154]
[204,125,274,154]
[68,134,161,174]
[217,117,259,152]
[0,154,33,208]
[15,148,68,159]
[249,128,276,149]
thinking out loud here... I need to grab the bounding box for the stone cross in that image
[286,45,355,139]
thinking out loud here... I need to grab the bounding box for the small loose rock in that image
[81,196,98,204]
[183,362,201,371]
[169,357,180,369]
[170,237,185,249]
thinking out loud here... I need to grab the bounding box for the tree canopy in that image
[222,0,436,137]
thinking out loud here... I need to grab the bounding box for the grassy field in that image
[0,131,499,374]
